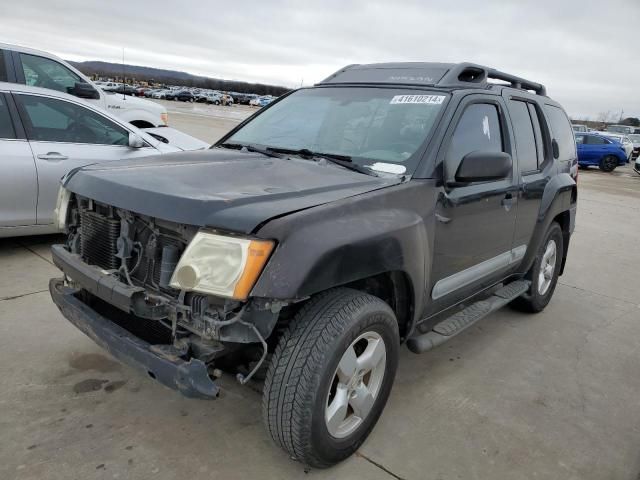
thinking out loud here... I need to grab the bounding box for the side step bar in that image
[407,280,531,354]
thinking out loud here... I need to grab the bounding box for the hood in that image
[64,149,401,234]
[144,127,210,151]
[104,92,165,114]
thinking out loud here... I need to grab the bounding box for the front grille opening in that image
[74,198,188,297]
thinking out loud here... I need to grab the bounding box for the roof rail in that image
[317,62,547,96]
[486,68,546,96]
[438,62,546,96]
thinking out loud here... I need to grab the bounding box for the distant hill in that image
[68,60,290,96]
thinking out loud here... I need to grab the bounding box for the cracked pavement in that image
[1,107,639,480]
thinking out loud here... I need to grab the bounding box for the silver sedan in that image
[0,83,208,238]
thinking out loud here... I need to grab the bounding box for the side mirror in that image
[454,151,512,183]
[71,82,100,100]
[551,139,560,159]
[128,133,145,148]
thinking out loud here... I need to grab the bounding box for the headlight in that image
[53,186,71,231]
[169,231,274,300]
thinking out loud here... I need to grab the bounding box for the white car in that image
[0,82,208,238]
[0,43,167,128]
[95,81,122,91]
[601,133,633,161]
[628,133,640,161]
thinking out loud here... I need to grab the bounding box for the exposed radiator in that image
[80,208,121,270]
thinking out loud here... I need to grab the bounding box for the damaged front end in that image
[50,194,284,398]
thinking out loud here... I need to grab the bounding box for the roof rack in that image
[438,63,547,96]
[318,62,547,96]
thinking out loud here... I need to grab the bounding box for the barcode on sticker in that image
[390,95,445,105]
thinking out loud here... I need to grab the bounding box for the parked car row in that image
[249,95,275,107]
[93,78,281,108]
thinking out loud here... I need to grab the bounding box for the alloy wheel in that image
[325,331,387,439]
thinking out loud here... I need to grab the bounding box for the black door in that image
[429,96,518,312]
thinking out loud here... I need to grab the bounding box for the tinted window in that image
[0,95,16,139]
[585,135,608,145]
[574,134,585,144]
[19,53,84,94]
[446,103,503,175]
[509,100,537,173]
[544,105,576,160]
[0,50,7,82]
[16,94,129,145]
[528,104,546,166]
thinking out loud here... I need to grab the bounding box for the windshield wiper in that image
[267,147,378,177]
[218,142,283,158]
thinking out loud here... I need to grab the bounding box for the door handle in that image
[501,192,515,209]
[435,213,451,224]
[37,152,68,161]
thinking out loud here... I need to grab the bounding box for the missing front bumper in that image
[49,278,219,399]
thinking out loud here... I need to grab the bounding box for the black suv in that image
[49,62,577,468]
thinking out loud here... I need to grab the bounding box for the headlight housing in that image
[169,231,274,300]
[54,186,71,231]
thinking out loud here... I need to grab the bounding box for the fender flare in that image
[519,172,576,274]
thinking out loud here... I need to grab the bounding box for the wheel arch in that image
[129,119,155,129]
[519,173,576,276]
[341,270,414,341]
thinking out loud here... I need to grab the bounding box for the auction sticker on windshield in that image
[390,94,446,105]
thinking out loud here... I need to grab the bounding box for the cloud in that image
[1,0,638,118]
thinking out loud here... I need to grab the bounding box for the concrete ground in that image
[1,105,639,479]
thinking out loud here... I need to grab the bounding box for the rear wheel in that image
[599,155,618,172]
[511,222,563,313]
[263,288,399,468]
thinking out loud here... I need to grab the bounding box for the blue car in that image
[574,132,628,172]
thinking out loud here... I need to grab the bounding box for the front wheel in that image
[511,222,564,313]
[599,155,618,172]
[263,288,399,468]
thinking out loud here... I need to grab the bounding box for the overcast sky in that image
[1,0,638,119]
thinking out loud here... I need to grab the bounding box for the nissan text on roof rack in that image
[0,43,168,128]
[49,62,577,467]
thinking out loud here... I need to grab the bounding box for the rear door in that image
[585,134,609,162]
[507,98,552,248]
[0,92,38,227]
[13,93,156,225]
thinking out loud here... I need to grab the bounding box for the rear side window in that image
[0,50,7,82]
[19,53,84,94]
[16,94,130,146]
[445,103,503,176]
[0,95,16,139]
[544,105,576,160]
[508,100,537,173]
[585,135,608,145]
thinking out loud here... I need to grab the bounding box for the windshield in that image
[225,87,448,171]
[628,134,640,142]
